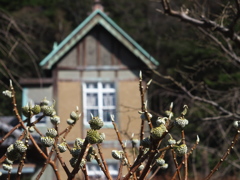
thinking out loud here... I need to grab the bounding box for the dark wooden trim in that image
[19,78,53,86]
[56,65,142,71]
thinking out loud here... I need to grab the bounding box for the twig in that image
[69,138,89,180]
[82,165,89,180]
[93,149,111,179]
[111,115,131,169]
[96,143,112,180]
[16,130,29,180]
[117,163,123,180]
[0,123,21,145]
[181,130,188,180]
[204,129,240,180]
[171,149,182,180]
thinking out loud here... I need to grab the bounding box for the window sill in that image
[84,123,114,129]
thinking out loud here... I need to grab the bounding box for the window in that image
[83,82,116,124]
[87,162,118,180]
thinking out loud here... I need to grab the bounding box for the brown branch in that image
[16,130,29,180]
[69,138,89,180]
[96,144,112,180]
[198,27,240,65]
[204,129,240,180]
[171,149,182,180]
[93,149,111,180]
[152,70,240,120]
[82,165,89,180]
[159,0,240,47]
[181,130,188,180]
[111,115,131,170]
[0,123,21,145]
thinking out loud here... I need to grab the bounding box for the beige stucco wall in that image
[57,81,83,140]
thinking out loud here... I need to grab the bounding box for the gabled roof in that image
[40,9,159,69]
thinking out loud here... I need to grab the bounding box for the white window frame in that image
[87,162,118,180]
[82,82,116,126]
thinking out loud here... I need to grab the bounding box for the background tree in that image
[149,0,240,178]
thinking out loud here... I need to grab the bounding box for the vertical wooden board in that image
[85,33,97,66]
[99,28,112,65]
[58,81,83,141]
[58,47,77,67]
[118,80,141,140]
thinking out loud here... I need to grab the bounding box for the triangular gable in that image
[40,10,159,69]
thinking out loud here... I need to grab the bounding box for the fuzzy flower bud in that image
[2,164,12,171]
[57,143,67,153]
[175,117,189,128]
[70,111,79,121]
[233,121,240,129]
[40,97,50,106]
[42,106,55,116]
[6,144,20,161]
[50,115,60,125]
[67,118,76,125]
[150,124,167,140]
[175,144,188,156]
[89,116,104,130]
[2,90,12,98]
[156,117,167,126]
[22,105,32,117]
[40,136,55,147]
[74,138,84,148]
[112,150,123,160]
[71,147,81,157]
[156,158,165,166]
[32,105,41,114]
[14,140,27,153]
[46,128,58,138]
[86,129,102,144]
[161,163,168,169]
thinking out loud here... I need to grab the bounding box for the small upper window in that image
[83,82,116,124]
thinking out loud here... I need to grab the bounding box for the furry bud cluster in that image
[6,144,21,161]
[174,144,188,156]
[89,116,104,130]
[14,140,27,153]
[2,90,12,98]
[67,110,81,125]
[40,136,55,147]
[150,124,167,140]
[86,129,105,144]
[46,128,58,138]
[69,158,86,168]
[155,158,165,166]
[175,117,189,128]
[57,143,67,153]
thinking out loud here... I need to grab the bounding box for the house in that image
[20,1,158,179]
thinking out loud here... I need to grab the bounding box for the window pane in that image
[103,82,114,89]
[103,93,115,106]
[103,109,115,122]
[86,109,99,121]
[87,93,98,106]
[86,83,98,89]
